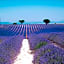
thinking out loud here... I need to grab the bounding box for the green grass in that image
[34,41,47,49]
[0,39,2,44]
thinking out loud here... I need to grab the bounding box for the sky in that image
[0,0,64,23]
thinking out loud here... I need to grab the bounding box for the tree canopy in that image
[43,19,50,25]
[13,23,17,25]
[19,20,24,24]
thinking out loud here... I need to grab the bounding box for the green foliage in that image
[13,23,17,25]
[48,49,51,52]
[43,19,50,25]
[0,39,2,42]
[55,23,56,24]
[19,20,24,24]
[34,41,47,49]
[0,39,2,44]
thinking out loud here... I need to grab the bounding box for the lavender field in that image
[0,24,64,64]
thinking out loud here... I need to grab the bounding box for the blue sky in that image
[0,0,64,23]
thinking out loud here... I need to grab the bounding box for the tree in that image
[43,19,50,25]
[19,20,24,24]
[13,23,17,25]
[55,23,56,24]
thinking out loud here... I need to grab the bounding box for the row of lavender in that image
[38,32,64,46]
[0,24,64,64]
[33,44,64,64]
[1,34,64,64]
[0,34,64,64]
[0,35,24,64]
[0,24,64,36]
[28,33,64,64]
[0,24,44,36]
